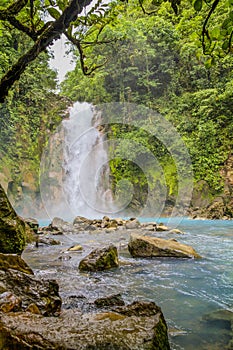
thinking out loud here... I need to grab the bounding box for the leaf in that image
[57,0,66,11]
[222,40,229,50]
[229,11,233,20]
[193,0,202,11]
[211,27,220,39]
[47,7,61,20]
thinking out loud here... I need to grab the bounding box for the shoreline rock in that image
[0,300,171,350]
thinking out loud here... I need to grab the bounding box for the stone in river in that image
[94,293,125,308]
[79,244,119,272]
[125,218,140,229]
[128,233,201,259]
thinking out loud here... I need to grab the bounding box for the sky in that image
[49,36,75,83]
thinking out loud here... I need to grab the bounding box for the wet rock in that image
[125,218,140,229]
[128,233,201,259]
[169,229,185,234]
[58,254,72,261]
[40,227,64,235]
[79,245,119,272]
[114,218,124,226]
[202,309,233,350]
[85,224,98,231]
[114,300,161,317]
[107,220,118,229]
[73,216,92,225]
[0,269,61,316]
[94,294,125,308]
[38,236,61,246]
[0,291,22,312]
[24,217,39,234]
[25,303,41,314]
[0,184,27,254]
[68,244,83,252]
[142,223,157,231]
[0,253,33,275]
[0,300,170,350]
[50,217,73,232]
[156,224,169,231]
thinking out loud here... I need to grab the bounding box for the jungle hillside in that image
[0,0,233,219]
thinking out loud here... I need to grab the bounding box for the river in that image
[23,218,233,350]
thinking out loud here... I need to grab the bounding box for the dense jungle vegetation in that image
[61,0,233,211]
[0,0,232,214]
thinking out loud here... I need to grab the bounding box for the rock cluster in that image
[40,215,173,235]
[0,254,61,316]
[0,254,171,350]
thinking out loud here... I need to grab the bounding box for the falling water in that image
[62,102,112,218]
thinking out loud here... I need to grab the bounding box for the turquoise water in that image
[23,218,233,349]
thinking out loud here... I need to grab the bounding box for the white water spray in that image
[62,102,112,218]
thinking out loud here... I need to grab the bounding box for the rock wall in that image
[190,154,233,219]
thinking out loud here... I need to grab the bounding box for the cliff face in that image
[190,154,233,219]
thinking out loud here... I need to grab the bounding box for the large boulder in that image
[79,245,119,272]
[0,184,27,254]
[128,233,201,259]
[0,300,170,349]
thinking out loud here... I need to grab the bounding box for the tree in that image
[0,0,94,102]
[0,0,232,103]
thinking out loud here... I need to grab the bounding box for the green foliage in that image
[0,26,69,200]
[62,0,233,207]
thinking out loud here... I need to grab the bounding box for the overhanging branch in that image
[0,0,93,103]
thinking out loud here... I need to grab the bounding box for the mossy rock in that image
[0,184,26,254]
[79,244,119,272]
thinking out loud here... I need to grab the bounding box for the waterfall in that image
[62,102,112,218]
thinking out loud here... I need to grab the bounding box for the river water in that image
[23,218,233,350]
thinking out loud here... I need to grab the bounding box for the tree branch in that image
[0,0,93,102]
[0,0,28,16]
[202,0,220,54]
[64,31,107,75]
[6,16,38,40]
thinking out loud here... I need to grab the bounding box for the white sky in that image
[49,35,75,83]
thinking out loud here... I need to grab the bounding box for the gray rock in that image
[125,218,140,229]
[50,217,73,232]
[38,236,61,246]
